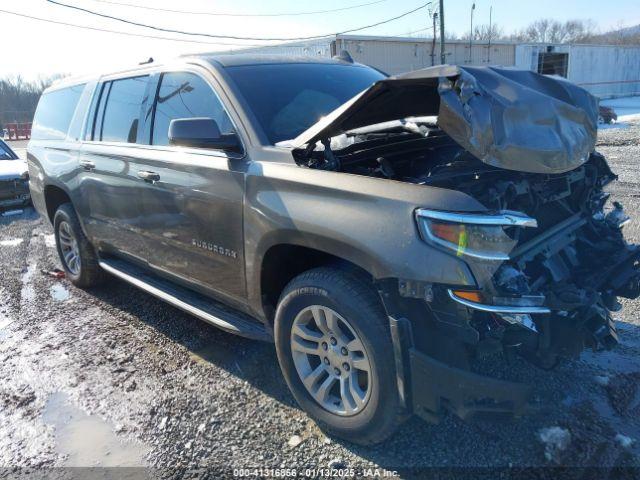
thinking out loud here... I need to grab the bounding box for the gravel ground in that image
[1,125,640,478]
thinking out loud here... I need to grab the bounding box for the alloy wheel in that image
[290,305,372,416]
[58,221,81,275]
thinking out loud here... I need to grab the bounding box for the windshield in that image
[225,63,385,144]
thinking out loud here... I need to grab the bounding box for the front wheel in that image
[274,267,405,445]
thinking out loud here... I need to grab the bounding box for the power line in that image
[0,9,272,47]
[87,0,391,17]
[46,0,433,42]
[395,27,431,37]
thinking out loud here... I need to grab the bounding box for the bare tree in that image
[0,74,66,127]
[510,18,598,43]
[586,21,640,45]
[461,23,505,42]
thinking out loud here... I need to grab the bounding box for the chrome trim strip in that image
[447,289,551,314]
[99,260,242,334]
[416,209,538,228]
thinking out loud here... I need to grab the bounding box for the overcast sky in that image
[2,0,640,79]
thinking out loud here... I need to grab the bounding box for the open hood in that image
[291,65,598,175]
[0,159,28,181]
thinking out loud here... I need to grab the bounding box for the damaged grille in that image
[0,178,29,201]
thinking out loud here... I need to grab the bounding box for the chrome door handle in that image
[79,159,95,171]
[137,170,160,182]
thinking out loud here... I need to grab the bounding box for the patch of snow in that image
[287,435,303,448]
[599,122,629,130]
[20,263,37,303]
[0,313,12,331]
[44,235,56,248]
[601,96,640,122]
[158,417,167,430]
[539,426,571,461]
[0,238,23,247]
[615,433,635,449]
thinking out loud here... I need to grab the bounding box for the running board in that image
[98,258,271,342]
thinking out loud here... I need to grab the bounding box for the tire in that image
[53,203,105,288]
[274,267,404,445]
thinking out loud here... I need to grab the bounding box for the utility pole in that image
[439,0,445,64]
[487,5,492,64]
[469,2,475,64]
[431,12,438,66]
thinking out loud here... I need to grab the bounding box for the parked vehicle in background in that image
[27,55,640,445]
[599,105,618,124]
[0,139,30,209]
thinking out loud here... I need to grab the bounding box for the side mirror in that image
[168,117,241,152]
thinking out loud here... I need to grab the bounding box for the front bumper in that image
[0,178,30,208]
[0,193,30,208]
[410,348,531,421]
[388,315,533,423]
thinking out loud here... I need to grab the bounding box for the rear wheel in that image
[53,203,105,287]
[274,267,405,445]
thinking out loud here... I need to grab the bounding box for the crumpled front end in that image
[0,159,31,208]
[290,63,639,419]
[423,150,640,370]
[399,154,640,420]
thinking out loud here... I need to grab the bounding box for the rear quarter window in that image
[32,84,85,141]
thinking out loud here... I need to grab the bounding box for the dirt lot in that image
[1,125,640,478]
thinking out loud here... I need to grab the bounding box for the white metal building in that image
[234,34,640,98]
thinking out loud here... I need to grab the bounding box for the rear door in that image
[78,75,152,263]
[138,68,247,303]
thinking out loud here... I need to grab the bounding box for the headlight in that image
[415,209,537,260]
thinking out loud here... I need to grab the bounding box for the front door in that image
[140,70,246,303]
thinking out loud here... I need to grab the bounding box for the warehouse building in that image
[236,34,640,98]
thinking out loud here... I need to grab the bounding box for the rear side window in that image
[151,71,234,146]
[96,76,149,143]
[32,84,85,141]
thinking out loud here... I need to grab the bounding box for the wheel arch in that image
[256,238,379,325]
[43,183,73,224]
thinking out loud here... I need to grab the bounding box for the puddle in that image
[0,238,23,247]
[50,284,70,302]
[1,209,23,217]
[42,392,148,467]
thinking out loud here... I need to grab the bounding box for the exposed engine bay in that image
[294,120,640,369]
[288,65,640,371]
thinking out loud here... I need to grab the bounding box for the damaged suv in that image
[28,55,639,445]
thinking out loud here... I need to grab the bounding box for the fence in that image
[4,122,32,140]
